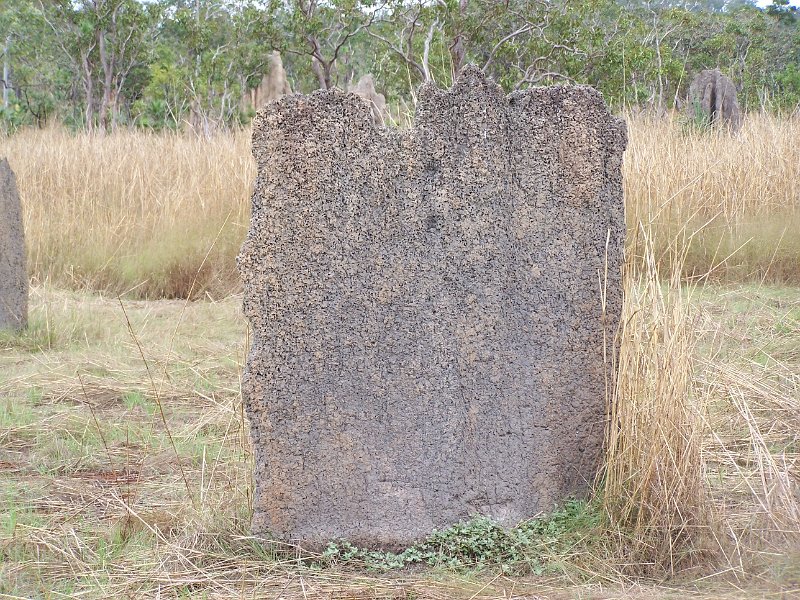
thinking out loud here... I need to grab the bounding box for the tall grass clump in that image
[602,224,711,574]
[625,112,800,283]
[0,128,253,299]
[1,111,799,299]
[601,216,800,578]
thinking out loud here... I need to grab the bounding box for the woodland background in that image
[1,0,799,133]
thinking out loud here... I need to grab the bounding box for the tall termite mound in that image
[688,68,741,131]
[238,67,627,549]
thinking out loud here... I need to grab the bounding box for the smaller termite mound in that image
[0,158,28,331]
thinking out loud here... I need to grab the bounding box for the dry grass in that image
[625,113,800,283]
[600,227,800,584]
[593,111,799,585]
[2,281,798,598]
[0,112,798,299]
[603,231,710,575]
[0,129,253,299]
[1,113,799,596]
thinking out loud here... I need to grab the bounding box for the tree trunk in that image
[311,57,330,90]
[449,0,469,79]
[81,50,94,131]
[449,35,465,78]
[97,29,114,131]
[2,37,9,108]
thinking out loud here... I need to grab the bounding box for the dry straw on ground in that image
[2,277,798,597]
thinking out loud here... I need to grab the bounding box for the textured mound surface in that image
[238,67,626,549]
[0,158,27,331]
[688,68,741,131]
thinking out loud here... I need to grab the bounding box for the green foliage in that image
[1,0,798,128]
[767,0,799,25]
[318,499,601,574]
[773,62,800,111]
[0,0,63,128]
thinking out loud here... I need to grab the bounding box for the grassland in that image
[1,282,797,597]
[0,114,799,597]
[1,130,252,299]
[0,113,798,299]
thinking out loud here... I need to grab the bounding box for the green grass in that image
[1,497,45,537]
[122,390,150,412]
[0,399,36,428]
[0,316,58,352]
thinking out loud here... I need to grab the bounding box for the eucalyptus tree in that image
[141,0,279,131]
[38,0,161,130]
[280,0,389,90]
[0,0,64,127]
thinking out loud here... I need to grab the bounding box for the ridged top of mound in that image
[250,66,624,164]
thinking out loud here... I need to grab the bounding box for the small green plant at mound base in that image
[680,99,713,134]
[318,499,601,574]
